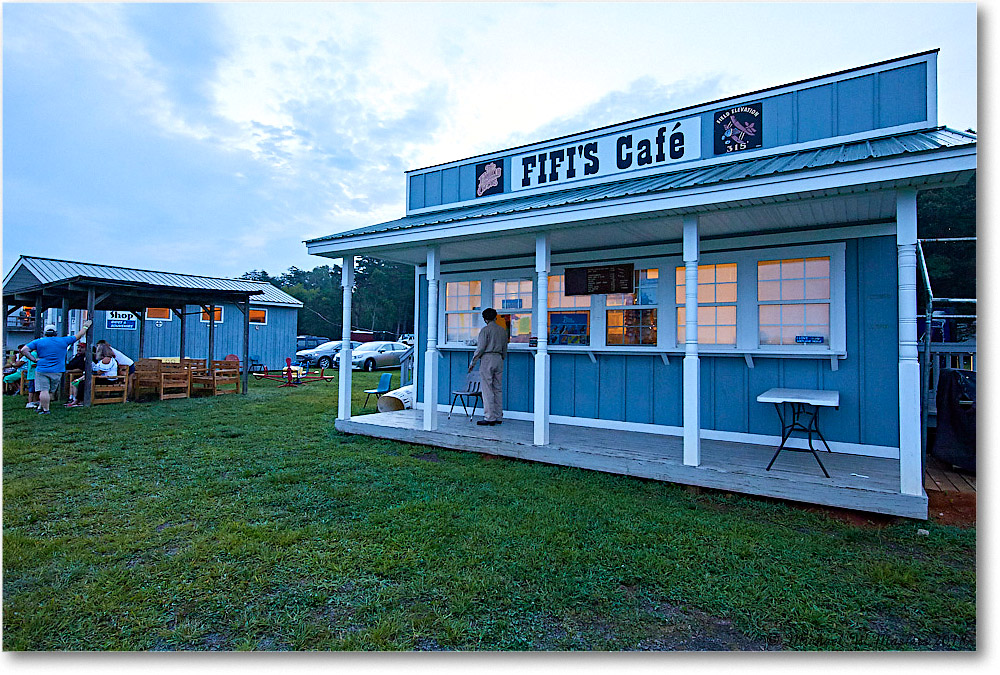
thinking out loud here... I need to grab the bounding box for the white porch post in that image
[337,255,355,421]
[423,247,441,431]
[897,189,922,496]
[534,234,551,446]
[683,215,701,466]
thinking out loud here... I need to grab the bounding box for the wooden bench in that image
[190,360,240,396]
[92,364,129,405]
[160,362,191,400]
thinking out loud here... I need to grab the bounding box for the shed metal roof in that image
[306,127,975,246]
[3,256,303,307]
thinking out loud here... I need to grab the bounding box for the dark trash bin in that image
[930,369,976,472]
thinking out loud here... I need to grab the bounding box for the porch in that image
[335,409,927,519]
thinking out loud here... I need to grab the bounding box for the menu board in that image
[564,264,634,296]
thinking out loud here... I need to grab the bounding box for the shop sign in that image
[475,160,504,197]
[510,116,700,193]
[106,311,137,330]
[714,102,763,155]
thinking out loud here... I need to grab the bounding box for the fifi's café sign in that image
[504,116,701,194]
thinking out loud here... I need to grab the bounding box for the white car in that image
[333,341,409,371]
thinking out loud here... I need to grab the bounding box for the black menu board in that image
[564,264,634,296]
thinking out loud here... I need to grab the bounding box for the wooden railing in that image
[399,346,415,386]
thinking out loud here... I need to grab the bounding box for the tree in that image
[243,257,414,338]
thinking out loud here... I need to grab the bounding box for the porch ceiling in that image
[355,185,906,266]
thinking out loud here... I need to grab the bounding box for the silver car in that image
[296,340,361,369]
[333,341,409,371]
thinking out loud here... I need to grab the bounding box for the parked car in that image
[296,340,361,369]
[296,334,331,351]
[333,341,409,371]
[398,333,415,345]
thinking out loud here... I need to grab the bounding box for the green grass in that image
[2,370,976,650]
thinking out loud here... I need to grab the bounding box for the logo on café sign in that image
[476,160,504,197]
[714,102,762,155]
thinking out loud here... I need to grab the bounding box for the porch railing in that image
[399,346,415,386]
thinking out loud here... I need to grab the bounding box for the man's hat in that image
[43,323,57,335]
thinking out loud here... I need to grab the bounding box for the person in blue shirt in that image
[22,320,92,415]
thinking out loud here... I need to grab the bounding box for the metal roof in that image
[307,127,976,245]
[3,256,303,307]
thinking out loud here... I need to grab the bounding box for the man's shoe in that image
[477,420,497,426]
[37,409,50,415]
[25,401,37,408]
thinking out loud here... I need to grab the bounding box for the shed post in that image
[207,304,216,373]
[423,247,441,431]
[896,189,922,496]
[533,234,551,445]
[682,215,701,466]
[33,293,43,340]
[84,286,95,407]
[177,307,187,359]
[136,311,146,358]
[242,299,250,395]
[60,298,70,337]
[338,256,355,420]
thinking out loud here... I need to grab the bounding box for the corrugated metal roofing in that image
[7,256,303,307]
[307,127,975,245]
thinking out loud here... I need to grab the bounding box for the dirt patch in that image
[801,505,900,529]
[927,491,976,527]
[155,519,196,532]
[414,637,448,651]
[414,451,442,463]
[635,599,780,651]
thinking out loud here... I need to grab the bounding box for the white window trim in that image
[200,306,225,324]
[442,275,485,345]
[249,307,268,325]
[435,241,846,357]
[145,308,173,322]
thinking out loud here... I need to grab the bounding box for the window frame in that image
[248,307,268,325]
[674,262,738,348]
[443,277,484,345]
[605,267,660,347]
[146,307,173,321]
[547,273,593,346]
[200,306,224,324]
[493,277,534,344]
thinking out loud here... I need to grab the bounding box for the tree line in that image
[242,257,414,339]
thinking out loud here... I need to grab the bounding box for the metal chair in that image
[363,372,393,408]
[449,371,483,420]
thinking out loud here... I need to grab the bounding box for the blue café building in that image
[306,50,976,519]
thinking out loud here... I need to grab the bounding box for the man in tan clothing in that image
[468,307,509,426]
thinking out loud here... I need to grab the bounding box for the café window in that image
[249,308,267,324]
[606,268,658,346]
[675,263,737,345]
[757,257,831,346]
[445,280,481,342]
[146,307,172,321]
[200,306,224,323]
[494,279,533,344]
[547,274,591,346]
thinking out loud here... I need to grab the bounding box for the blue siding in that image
[797,84,834,142]
[878,63,927,127]
[441,167,460,203]
[459,164,477,202]
[766,93,796,147]
[838,76,875,135]
[424,172,442,208]
[92,304,297,370]
[409,173,425,210]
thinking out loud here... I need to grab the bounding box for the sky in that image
[1,1,979,281]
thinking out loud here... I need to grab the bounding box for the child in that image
[67,344,118,407]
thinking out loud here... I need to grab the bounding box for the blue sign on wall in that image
[795,335,825,344]
[106,311,137,330]
[549,312,590,346]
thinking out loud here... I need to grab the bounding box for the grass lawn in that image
[2,370,975,651]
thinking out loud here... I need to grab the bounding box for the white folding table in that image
[756,388,840,477]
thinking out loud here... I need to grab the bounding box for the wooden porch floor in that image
[924,454,976,494]
[336,410,928,519]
